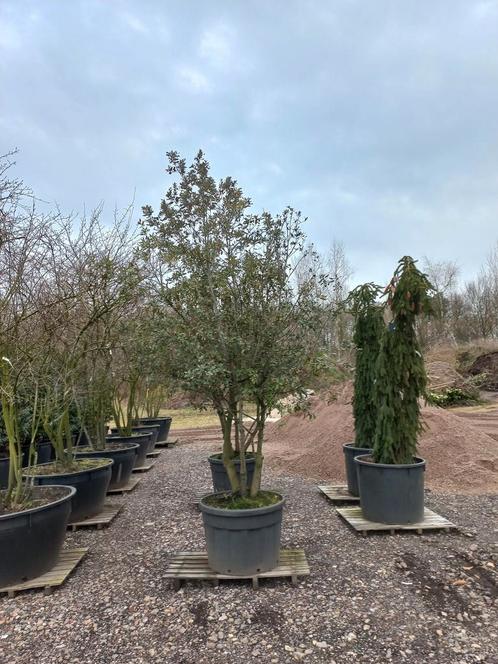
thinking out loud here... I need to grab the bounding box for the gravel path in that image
[0,441,497,664]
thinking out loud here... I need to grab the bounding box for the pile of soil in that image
[264,392,498,494]
[468,351,498,390]
[426,361,464,391]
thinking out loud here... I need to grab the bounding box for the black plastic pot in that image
[355,454,426,524]
[137,416,172,443]
[24,459,113,522]
[0,456,8,489]
[343,443,373,496]
[208,454,256,492]
[74,430,90,447]
[73,442,139,490]
[0,484,75,587]
[200,492,284,575]
[106,432,152,467]
[110,425,159,452]
[23,440,53,468]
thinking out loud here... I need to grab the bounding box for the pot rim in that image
[106,432,152,441]
[343,442,373,452]
[138,416,172,423]
[354,454,426,470]
[199,491,285,517]
[208,453,256,464]
[73,442,139,454]
[23,458,114,478]
[0,484,76,521]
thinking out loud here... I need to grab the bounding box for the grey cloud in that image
[1,0,498,284]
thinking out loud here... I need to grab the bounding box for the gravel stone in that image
[0,438,497,663]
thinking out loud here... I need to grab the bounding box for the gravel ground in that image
[0,440,497,664]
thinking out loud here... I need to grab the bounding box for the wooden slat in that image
[318,484,359,503]
[68,504,122,530]
[336,506,456,535]
[132,461,156,473]
[147,450,161,458]
[164,549,309,588]
[0,548,88,597]
[107,477,141,495]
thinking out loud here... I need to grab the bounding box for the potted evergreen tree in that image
[343,283,384,496]
[355,257,434,524]
[141,150,325,575]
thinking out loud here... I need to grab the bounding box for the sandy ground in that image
[263,393,498,496]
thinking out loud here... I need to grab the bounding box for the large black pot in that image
[200,492,284,575]
[0,456,9,489]
[22,440,53,468]
[74,430,90,447]
[208,454,256,493]
[137,417,172,443]
[343,443,372,496]
[73,442,138,489]
[109,426,159,451]
[355,454,426,524]
[24,459,113,522]
[106,432,152,467]
[0,484,75,587]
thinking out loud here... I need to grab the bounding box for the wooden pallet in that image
[155,438,179,448]
[147,449,161,458]
[318,484,359,503]
[165,549,309,590]
[0,548,88,598]
[107,476,141,495]
[336,506,456,536]
[68,504,122,531]
[132,461,156,473]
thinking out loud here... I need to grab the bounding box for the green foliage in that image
[141,150,328,497]
[345,283,384,447]
[426,386,480,407]
[373,257,435,465]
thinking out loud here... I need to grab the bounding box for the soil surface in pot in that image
[0,486,69,516]
[203,490,281,510]
[209,452,256,461]
[27,458,110,475]
[76,443,133,453]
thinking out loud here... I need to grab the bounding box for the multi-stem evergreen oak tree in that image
[141,150,327,499]
[345,283,384,447]
[373,256,435,465]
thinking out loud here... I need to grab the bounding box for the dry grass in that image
[165,407,220,430]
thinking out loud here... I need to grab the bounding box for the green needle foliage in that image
[373,256,435,465]
[345,283,384,447]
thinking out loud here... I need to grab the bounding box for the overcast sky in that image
[1,0,498,285]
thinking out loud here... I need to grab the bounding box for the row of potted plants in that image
[0,156,175,587]
[0,408,173,587]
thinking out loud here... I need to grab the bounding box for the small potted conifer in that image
[343,283,384,496]
[355,257,434,524]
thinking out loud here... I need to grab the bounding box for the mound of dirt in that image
[264,394,498,494]
[468,351,498,390]
[426,361,464,392]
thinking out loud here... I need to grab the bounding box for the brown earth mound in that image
[264,394,498,494]
[426,361,464,391]
[468,351,498,390]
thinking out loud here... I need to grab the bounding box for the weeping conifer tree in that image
[346,283,385,447]
[373,257,435,465]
